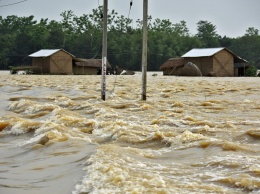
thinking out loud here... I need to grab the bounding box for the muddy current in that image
[0,71,259,194]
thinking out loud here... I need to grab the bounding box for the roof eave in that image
[29,49,75,58]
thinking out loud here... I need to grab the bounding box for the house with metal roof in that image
[29,49,74,75]
[29,49,113,75]
[160,48,248,76]
[182,48,248,77]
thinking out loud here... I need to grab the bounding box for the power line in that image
[128,0,133,19]
[0,0,28,8]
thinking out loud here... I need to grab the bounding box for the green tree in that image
[230,27,260,67]
[151,19,174,33]
[60,10,75,48]
[0,16,17,69]
[173,20,189,36]
[11,16,42,66]
[46,20,64,48]
[196,20,220,47]
[219,36,234,48]
[245,27,259,36]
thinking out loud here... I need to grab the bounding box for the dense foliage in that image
[0,6,260,71]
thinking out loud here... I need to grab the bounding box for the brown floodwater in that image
[0,71,260,194]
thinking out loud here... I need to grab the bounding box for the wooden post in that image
[141,0,148,101]
[101,0,108,101]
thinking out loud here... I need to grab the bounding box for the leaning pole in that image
[101,0,108,101]
[141,0,148,101]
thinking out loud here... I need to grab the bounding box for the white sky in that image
[1,0,260,38]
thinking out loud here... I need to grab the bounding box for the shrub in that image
[9,66,18,74]
[245,65,257,77]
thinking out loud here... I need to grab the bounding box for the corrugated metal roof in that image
[182,47,248,63]
[29,49,75,57]
[29,49,61,57]
[182,48,224,57]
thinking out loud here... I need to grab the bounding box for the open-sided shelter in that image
[29,49,74,75]
[73,58,112,75]
[160,58,185,75]
[160,58,202,76]
[182,48,248,76]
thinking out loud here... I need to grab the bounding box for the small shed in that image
[73,58,112,75]
[160,58,185,75]
[29,49,74,75]
[182,48,248,77]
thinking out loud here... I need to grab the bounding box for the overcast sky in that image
[1,0,259,38]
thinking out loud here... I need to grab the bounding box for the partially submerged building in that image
[29,49,112,75]
[160,58,185,76]
[74,58,111,75]
[161,48,248,76]
[29,49,74,75]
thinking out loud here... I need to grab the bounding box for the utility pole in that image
[141,0,148,101]
[101,0,108,101]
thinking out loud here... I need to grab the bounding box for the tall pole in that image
[101,0,108,101]
[141,0,148,101]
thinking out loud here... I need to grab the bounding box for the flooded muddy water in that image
[0,71,260,194]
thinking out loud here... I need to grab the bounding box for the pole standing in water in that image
[142,0,148,101]
[101,0,108,101]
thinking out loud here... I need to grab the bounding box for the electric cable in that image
[91,43,102,59]
[111,72,118,93]
[128,0,133,19]
[0,0,28,8]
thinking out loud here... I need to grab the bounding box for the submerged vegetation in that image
[0,6,260,71]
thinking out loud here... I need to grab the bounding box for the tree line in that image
[0,6,260,71]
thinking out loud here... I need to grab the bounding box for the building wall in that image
[234,68,239,76]
[50,51,73,74]
[162,67,181,76]
[213,50,234,76]
[73,66,98,75]
[32,57,50,74]
[184,57,213,76]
